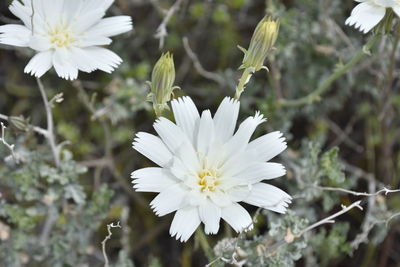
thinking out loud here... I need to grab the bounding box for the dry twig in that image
[101,221,121,267]
[182,37,226,85]
[154,0,184,49]
[0,122,17,162]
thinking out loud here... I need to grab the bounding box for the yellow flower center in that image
[198,169,220,192]
[49,27,75,48]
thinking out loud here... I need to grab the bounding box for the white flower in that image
[0,0,133,80]
[345,0,400,33]
[131,97,291,242]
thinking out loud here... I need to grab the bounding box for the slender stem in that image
[195,229,214,260]
[101,221,121,267]
[0,113,48,136]
[73,81,147,206]
[234,67,253,100]
[182,37,226,85]
[278,34,381,107]
[153,103,163,118]
[36,78,60,167]
[0,122,16,161]
[298,201,363,236]
[315,185,400,197]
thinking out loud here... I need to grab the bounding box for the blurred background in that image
[0,0,399,266]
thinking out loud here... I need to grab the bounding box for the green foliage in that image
[311,223,351,266]
[1,0,400,266]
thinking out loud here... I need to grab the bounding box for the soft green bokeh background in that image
[0,0,399,266]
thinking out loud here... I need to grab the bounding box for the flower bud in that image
[148,52,179,116]
[239,16,279,71]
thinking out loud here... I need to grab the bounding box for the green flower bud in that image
[239,16,279,71]
[148,52,179,117]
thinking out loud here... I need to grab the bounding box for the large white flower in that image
[131,97,291,242]
[0,0,132,80]
[345,0,400,33]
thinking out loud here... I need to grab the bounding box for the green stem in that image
[278,33,381,107]
[195,229,214,260]
[234,67,253,100]
[153,103,163,118]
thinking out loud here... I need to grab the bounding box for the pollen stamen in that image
[49,26,75,48]
[198,169,220,192]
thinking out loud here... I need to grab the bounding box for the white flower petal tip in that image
[345,2,387,34]
[132,96,291,242]
[1,0,133,80]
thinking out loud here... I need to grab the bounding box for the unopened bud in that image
[148,52,179,117]
[239,16,279,71]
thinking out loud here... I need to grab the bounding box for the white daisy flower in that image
[0,0,133,80]
[345,0,400,33]
[131,97,291,242]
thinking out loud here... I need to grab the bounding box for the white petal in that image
[61,0,82,20]
[79,47,122,73]
[29,35,52,51]
[246,131,287,162]
[24,51,53,78]
[175,142,201,174]
[228,186,251,202]
[199,200,221,234]
[150,184,187,216]
[77,36,112,47]
[213,97,240,143]
[72,9,106,34]
[209,191,233,207]
[52,48,78,80]
[171,97,200,143]
[80,0,114,13]
[42,0,64,26]
[169,207,201,242]
[153,117,187,153]
[221,203,253,233]
[9,1,33,29]
[170,156,194,180]
[236,162,286,184]
[0,24,31,47]
[131,167,177,193]
[345,2,386,33]
[69,47,98,73]
[392,5,400,17]
[220,149,258,177]
[133,132,173,167]
[243,183,292,214]
[197,110,215,156]
[86,16,133,37]
[224,112,266,155]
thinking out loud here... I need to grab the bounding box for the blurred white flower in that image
[345,0,400,33]
[0,0,132,80]
[132,97,291,242]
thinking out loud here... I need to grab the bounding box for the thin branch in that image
[154,0,184,49]
[297,201,363,237]
[0,122,17,162]
[101,221,121,267]
[351,211,400,249]
[278,34,381,107]
[182,37,226,85]
[315,185,400,197]
[326,118,364,153]
[0,113,48,136]
[261,201,363,257]
[73,81,147,207]
[36,78,61,167]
